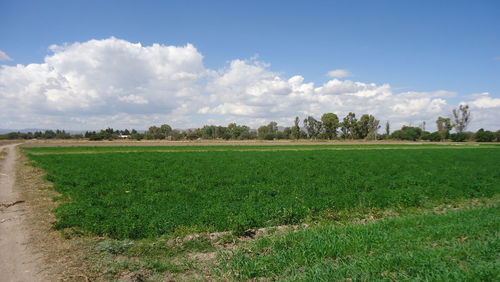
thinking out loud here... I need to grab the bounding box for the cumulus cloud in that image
[327,69,351,79]
[0,50,11,61]
[0,38,498,131]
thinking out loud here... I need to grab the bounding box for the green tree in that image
[321,113,339,140]
[391,126,422,141]
[475,128,495,142]
[357,114,380,140]
[258,122,278,140]
[291,117,301,140]
[303,116,322,139]
[341,112,357,139]
[436,117,452,141]
[160,124,172,137]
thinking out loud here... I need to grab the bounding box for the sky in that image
[0,0,499,131]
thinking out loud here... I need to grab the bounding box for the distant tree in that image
[281,127,292,139]
[450,133,467,142]
[160,124,173,137]
[341,112,357,139]
[385,121,390,138]
[391,126,422,141]
[258,122,278,140]
[356,114,380,140]
[145,125,171,139]
[303,116,322,139]
[227,123,252,139]
[186,128,202,140]
[475,128,495,142]
[44,130,56,139]
[452,104,471,133]
[496,130,500,142]
[421,131,441,142]
[436,117,452,141]
[321,113,339,140]
[291,117,301,140]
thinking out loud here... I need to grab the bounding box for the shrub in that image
[475,129,495,142]
[450,132,467,142]
[391,126,422,141]
[422,131,441,142]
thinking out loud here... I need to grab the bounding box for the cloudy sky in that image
[0,1,499,131]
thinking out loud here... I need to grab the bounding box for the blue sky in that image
[0,0,499,130]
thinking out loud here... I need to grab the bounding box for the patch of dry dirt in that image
[21,139,435,148]
[0,144,46,281]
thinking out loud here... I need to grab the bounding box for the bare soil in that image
[21,139,434,148]
[0,144,46,281]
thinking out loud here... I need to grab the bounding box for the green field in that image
[26,146,500,239]
[220,205,499,280]
[24,145,500,280]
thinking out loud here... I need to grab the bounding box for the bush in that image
[391,126,422,141]
[450,132,467,142]
[475,129,495,142]
[422,131,441,142]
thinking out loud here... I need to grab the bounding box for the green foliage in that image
[341,112,357,139]
[303,116,322,138]
[144,124,172,140]
[27,147,500,239]
[475,128,496,142]
[258,122,278,140]
[357,114,380,139]
[436,117,452,140]
[321,113,339,139]
[422,131,442,141]
[219,205,500,280]
[391,126,422,141]
[450,132,467,142]
[290,117,302,139]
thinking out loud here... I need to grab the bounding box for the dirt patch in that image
[21,139,443,148]
[0,144,45,281]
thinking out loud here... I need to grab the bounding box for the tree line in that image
[1,105,499,142]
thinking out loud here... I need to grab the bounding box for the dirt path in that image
[0,144,45,282]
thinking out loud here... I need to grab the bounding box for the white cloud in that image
[0,50,11,61]
[469,93,500,109]
[118,95,149,104]
[327,69,351,79]
[0,38,498,131]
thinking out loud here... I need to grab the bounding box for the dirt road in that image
[0,144,45,282]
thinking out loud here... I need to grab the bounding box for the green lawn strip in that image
[26,148,500,239]
[22,143,498,155]
[217,205,500,281]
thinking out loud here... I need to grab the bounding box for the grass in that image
[21,144,500,280]
[218,205,500,281]
[26,147,500,239]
